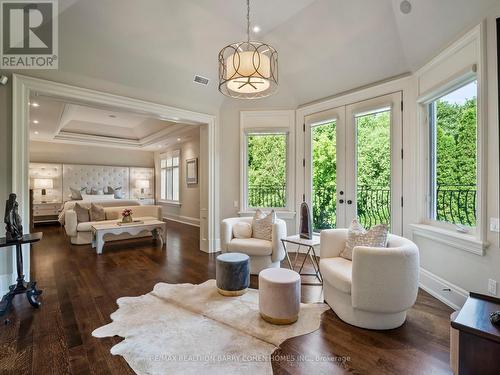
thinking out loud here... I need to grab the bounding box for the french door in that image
[304,92,403,234]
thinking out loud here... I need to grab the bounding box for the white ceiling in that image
[24,0,499,113]
[29,96,200,150]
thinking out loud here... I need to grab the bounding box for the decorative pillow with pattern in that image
[90,203,106,222]
[74,202,90,223]
[340,219,388,261]
[252,209,276,241]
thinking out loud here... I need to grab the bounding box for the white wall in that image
[219,84,298,235]
[30,140,154,167]
[410,11,500,307]
[155,127,201,226]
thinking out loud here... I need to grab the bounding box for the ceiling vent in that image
[194,75,209,86]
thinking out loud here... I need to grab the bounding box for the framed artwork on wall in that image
[186,158,198,185]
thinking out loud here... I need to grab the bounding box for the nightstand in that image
[32,201,61,224]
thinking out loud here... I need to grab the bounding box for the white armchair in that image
[319,229,419,330]
[221,217,287,274]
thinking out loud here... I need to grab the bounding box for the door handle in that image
[339,191,344,195]
[339,199,344,204]
[347,200,353,205]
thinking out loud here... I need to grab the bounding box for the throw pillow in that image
[90,203,106,222]
[70,187,85,200]
[232,221,252,239]
[74,202,90,223]
[107,186,123,199]
[252,209,276,241]
[340,219,388,261]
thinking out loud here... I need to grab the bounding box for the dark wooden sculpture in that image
[4,193,23,242]
[299,201,313,239]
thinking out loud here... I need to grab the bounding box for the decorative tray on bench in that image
[117,220,145,226]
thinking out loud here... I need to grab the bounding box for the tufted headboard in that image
[62,164,130,200]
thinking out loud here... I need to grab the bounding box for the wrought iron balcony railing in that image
[248,184,477,229]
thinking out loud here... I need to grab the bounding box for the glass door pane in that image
[304,106,346,231]
[355,109,391,228]
[312,121,337,230]
[345,92,403,234]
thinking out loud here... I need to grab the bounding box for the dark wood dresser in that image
[451,293,500,375]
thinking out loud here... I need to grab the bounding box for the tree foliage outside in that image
[434,96,477,226]
[247,133,287,208]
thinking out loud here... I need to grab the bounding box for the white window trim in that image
[240,110,296,216]
[160,149,181,203]
[414,23,488,255]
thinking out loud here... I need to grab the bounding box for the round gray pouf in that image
[216,252,250,296]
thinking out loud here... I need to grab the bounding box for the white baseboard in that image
[419,268,468,310]
[163,215,200,227]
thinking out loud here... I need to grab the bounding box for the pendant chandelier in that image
[218,0,278,99]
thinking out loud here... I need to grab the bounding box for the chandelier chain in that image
[246,0,250,43]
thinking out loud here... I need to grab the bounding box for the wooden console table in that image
[451,292,500,374]
[0,233,43,317]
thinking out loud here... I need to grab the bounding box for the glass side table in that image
[281,234,322,286]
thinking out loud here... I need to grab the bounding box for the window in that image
[246,132,287,208]
[428,80,477,227]
[160,151,180,202]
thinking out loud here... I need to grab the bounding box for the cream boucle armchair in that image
[319,228,419,330]
[221,217,287,274]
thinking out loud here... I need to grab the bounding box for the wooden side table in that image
[281,234,322,286]
[451,292,500,374]
[0,233,43,317]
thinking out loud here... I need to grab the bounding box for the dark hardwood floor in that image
[0,222,453,374]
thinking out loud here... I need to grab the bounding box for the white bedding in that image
[58,199,142,224]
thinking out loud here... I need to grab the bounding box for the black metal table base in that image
[281,239,323,286]
[0,238,43,317]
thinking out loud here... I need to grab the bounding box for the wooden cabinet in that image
[32,201,61,224]
[451,293,500,375]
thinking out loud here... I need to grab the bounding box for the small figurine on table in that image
[4,193,23,242]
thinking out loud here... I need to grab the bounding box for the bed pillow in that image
[90,203,106,222]
[232,221,252,239]
[70,187,85,200]
[252,209,276,241]
[107,186,123,199]
[340,219,388,261]
[74,203,90,223]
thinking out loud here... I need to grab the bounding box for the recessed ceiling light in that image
[400,0,412,14]
[31,102,40,107]
[177,138,181,142]
[34,131,39,135]
[33,120,39,124]
[252,25,261,33]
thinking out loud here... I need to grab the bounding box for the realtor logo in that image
[1,0,58,69]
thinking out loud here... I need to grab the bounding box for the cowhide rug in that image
[92,279,329,374]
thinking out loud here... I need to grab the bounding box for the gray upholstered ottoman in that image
[216,252,250,296]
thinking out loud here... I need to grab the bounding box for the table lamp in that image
[34,178,53,202]
[136,180,150,197]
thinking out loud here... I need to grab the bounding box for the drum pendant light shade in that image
[218,1,278,99]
